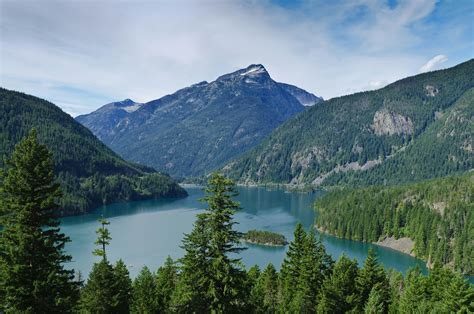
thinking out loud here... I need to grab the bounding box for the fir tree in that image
[172,214,212,312]
[113,259,133,313]
[317,254,358,313]
[398,267,427,313]
[0,130,79,313]
[79,260,116,313]
[364,285,385,314]
[202,172,247,312]
[441,271,474,312]
[279,223,307,312]
[356,248,388,310]
[156,256,178,313]
[94,218,112,260]
[132,266,159,313]
[260,263,279,313]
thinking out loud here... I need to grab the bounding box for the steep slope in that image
[315,174,474,274]
[0,88,187,216]
[278,82,322,106]
[76,64,320,178]
[223,59,474,186]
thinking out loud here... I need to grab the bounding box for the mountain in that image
[76,64,322,178]
[223,59,474,187]
[0,88,187,216]
[278,82,322,106]
[315,173,474,274]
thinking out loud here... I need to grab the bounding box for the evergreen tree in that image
[113,259,133,313]
[79,260,116,313]
[132,266,159,313]
[0,130,79,313]
[260,263,279,313]
[293,229,332,312]
[441,271,474,313]
[356,248,389,310]
[174,173,246,312]
[94,218,112,260]
[80,219,129,313]
[156,256,178,313]
[398,267,427,313]
[203,172,247,312]
[364,285,385,314]
[279,223,307,312]
[172,214,212,312]
[317,254,358,313]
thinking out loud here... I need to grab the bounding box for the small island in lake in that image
[242,230,288,246]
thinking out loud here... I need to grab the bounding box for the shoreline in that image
[242,239,287,247]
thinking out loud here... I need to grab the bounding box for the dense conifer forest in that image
[316,174,474,275]
[223,59,473,187]
[0,88,187,216]
[1,134,472,312]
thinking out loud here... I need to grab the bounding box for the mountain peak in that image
[239,64,267,76]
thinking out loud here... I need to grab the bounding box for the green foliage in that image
[0,88,187,216]
[155,256,178,313]
[132,266,159,313]
[173,173,247,312]
[280,223,334,313]
[80,260,117,313]
[93,218,112,260]
[316,174,474,274]
[113,260,133,314]
[224,59,474,187]
[0,130,79,313]
[243,229,288,246]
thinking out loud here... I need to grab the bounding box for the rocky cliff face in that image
[77,64,321,178]
[372,110,414,136]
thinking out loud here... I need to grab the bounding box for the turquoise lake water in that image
[60,186,434,278]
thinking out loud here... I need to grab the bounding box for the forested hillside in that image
[223,59,474,187]
[0,88,186,216]
[315,174,474,275]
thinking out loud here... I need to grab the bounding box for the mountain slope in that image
[77,64,321,178]
[223,59,474,186]
[0,88,187,216]
[315,174,474,274]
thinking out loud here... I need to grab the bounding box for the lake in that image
[61,185,428,278]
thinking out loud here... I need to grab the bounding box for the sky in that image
[1,0,473,117]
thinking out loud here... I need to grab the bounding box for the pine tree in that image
[202,172,247,312]
[80,219,127,313]
[0,130,79,313]
[356,248,388,310]
[113,259,133,313]
[364,285,385,313]
[441,271,474,313]
[79,260,116,313]
[132,266,159,313]
[279,223,307,312]
[398,267,427,313]
[172,214,212,312]
[293,229,333,312]
[260,263,279,313]
[317,254,358,313]
[94,218,112,260]
[156,256,178,313]
[174,173,246,312]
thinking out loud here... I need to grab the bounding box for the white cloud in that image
[419,55,449,72]
[0,0,469,116]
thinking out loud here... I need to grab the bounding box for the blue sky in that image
[1,0,473,116]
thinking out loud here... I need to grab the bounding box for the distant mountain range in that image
[223,59,474,187]
[76,64,322,178]
[0,88,186,216]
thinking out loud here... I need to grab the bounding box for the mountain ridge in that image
[0,88,187,216]
[222,59,474,187]
[77,64,322,178]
